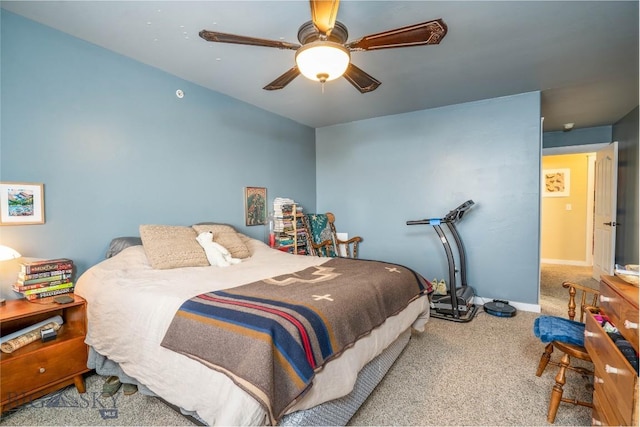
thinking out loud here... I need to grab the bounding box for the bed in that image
[74,224,431,426]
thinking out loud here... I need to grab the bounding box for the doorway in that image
[539,143,611,311]
[541,149,599,266]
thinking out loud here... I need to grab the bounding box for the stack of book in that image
[273,197,295,233]
[13,258,75,300]
[274,203,296,252]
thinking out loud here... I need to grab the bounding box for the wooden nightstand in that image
[0,295,90,413]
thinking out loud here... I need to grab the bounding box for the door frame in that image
[592,141,619,279]
[541,143,609,265]
[539,142,613,312]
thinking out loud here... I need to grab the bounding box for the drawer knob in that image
[605,364,620,375]
[599,295,613,303]
[624,320,639,330]
[594,375,604,384]
[39,367,46,374]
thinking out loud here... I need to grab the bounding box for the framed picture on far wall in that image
[542,168,570,197]
[0,182,45,225]
[244,186,267,226]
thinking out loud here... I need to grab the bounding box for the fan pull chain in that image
[315,73,330,94]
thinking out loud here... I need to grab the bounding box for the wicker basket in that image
[615,264,639,286]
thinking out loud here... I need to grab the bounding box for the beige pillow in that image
[237,232,252,244]
[192,223,251,259]
[139,225,209,269]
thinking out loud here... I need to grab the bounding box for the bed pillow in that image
[237,232,253,245]
[105,237,142,259]
[139,225,209,269]
[192,223,251,259]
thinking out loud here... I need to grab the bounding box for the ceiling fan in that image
[199,0,447,93]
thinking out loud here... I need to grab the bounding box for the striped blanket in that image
[161,257,427,424]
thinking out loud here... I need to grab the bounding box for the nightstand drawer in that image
[1,337,87,404]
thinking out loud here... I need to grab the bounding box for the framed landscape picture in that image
[245,187,267,226]
[0,182,45,225]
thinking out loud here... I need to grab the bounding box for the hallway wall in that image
[541,153,593,265]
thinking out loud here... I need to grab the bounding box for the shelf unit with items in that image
[0,295,89,413]
[272,203,310,255]
[584,275,638,426]
[294,211,310,255]
[273,203,297,253]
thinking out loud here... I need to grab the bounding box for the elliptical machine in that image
[407,200,478,323]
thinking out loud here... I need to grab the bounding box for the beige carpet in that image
[348,313,593,426]
[348,264,596,425]
[539,263,599,317]
[1,264,596,426]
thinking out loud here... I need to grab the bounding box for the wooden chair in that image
[535,281,600,423]
[303,212,363,258]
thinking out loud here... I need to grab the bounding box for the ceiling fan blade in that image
[263,67,301,91]
[199,30,300,50]
[343,64,381,93]
[346,19,447,51]
[309,0,340,36]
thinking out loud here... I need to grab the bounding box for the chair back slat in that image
[562,281,600,323]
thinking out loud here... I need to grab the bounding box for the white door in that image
[592,141,618,280]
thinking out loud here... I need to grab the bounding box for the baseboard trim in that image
[541,259,591,267]
[473,296,540,313]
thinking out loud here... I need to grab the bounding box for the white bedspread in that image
[75,238,429,426]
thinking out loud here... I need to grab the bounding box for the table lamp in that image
[0,245,22,305]
[0,245,21,261]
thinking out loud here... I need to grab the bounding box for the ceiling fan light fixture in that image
[295,41,350,83]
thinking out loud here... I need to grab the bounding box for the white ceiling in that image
[2,1,638,131]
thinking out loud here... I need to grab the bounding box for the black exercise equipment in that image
[407,200,478,322]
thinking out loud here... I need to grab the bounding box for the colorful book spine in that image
[24,287,74,300]
[21,282,74,296]
[21,259,73,274]
[21,257,71,266]
[17,273,73,285]
[18,269,73,281]
[13,278,73,292]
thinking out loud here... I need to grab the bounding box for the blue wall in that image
[543,125,612,148]
[316,92,542,305]
[613,106,639,265]
[5,11,631,308]
[0,11,316,283]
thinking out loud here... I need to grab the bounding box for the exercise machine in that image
[407,200,478,322]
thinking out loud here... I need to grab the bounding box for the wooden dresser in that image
[584,275,639,426]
